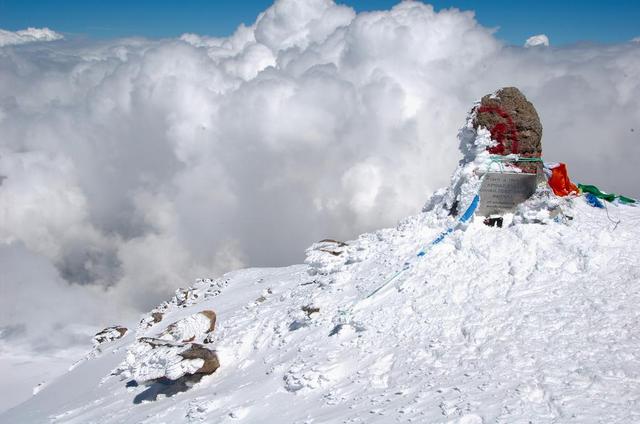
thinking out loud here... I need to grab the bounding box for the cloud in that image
[0,241,111,351]
[524,34,549,47]
[1,0,639,352]
[0,27,63,47]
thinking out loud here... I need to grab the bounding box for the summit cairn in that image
[430,86,551,223]
[473,86,543,172]
[472,87,544,217]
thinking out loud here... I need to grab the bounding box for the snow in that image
[118,311,217,382]
[525,34,550,47]
[2,199,640,422]
[2,117,640,423]
[0,345,83,413]
[158,312,215,343]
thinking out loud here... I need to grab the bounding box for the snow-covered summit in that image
[2,109,639,423]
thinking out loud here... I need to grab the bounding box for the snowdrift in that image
[2,113,639,424]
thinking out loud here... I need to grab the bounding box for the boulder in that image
[151,312,164,323]
[179,344,220,375]
[473,87,542,172]
[301,305,320,317]
[122,337,220,382]
[199,310,216,332]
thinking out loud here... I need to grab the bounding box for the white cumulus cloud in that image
[525,34,550,47]
[0,27,63,47]
[0,0,639,355]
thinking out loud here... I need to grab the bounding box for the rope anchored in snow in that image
[357,154,545,306]
[362,194,480,302]
[331,194,481,335]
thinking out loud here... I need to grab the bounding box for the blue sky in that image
[1,0,639,46]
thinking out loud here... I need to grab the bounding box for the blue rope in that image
[363,194,480,301]
[416,194,479,256]
[359,156,536,305]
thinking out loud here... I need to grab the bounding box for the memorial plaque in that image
[477,172,537,216]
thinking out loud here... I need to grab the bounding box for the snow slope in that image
[3,120,640,423]
[4,198,639,424]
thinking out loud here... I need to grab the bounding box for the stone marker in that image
[473,87,542,173]
[477,172,538,216]
[473,87,544,217]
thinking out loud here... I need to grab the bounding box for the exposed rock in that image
[139,310,166,329]
[302,305,320,317]
[93,326,127,346]
[319,248,342,256]
[318,239,348,247]
[199,310,216,332]
[174,288,199,307]
[473,87,542,172]
[306,239,364,275]
[179,344,220,375]
[122,337,219,382]
[254,288,273,304]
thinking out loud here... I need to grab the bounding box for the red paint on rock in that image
[476,105,519,155]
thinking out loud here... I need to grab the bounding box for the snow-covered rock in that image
[118,310,219,383]
[121,338,219,382]
[93,326,128,347]
[305,239,364,275]
[160,311,216,343]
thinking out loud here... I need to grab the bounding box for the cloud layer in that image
[1,0,639,350]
